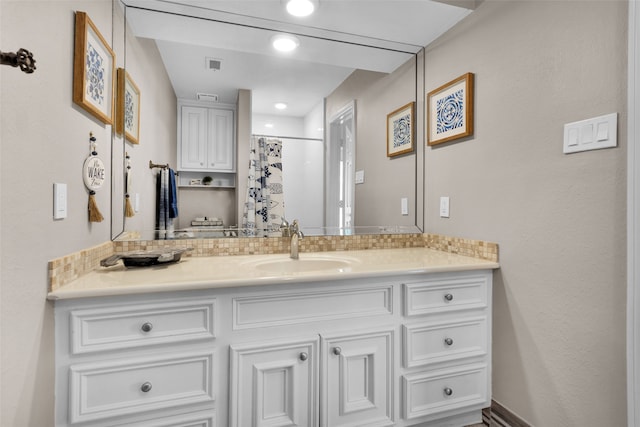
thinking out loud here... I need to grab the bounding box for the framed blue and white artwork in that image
[427,72,474,146]
[116,68,141,144]
[73,11,115,125]
[387,102,415,157]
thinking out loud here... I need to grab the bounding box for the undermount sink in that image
[251,257,353,274]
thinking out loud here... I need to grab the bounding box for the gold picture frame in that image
[386,102,415,157]
[73,11,115,125]
[116,68,141,144]
[427,72,474,146]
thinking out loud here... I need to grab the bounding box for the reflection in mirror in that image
[114,1,472,240]
[326,101,355,231]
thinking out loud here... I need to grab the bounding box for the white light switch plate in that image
[563,113,617,154]
[53,183,67,219]
[440,196,450,218]
[355,170,364,184]
[401,198,408,215]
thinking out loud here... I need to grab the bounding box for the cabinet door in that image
[180,106,208,170]
[321,329,394,427]
[207,109,234,171]
[229,337,318,427]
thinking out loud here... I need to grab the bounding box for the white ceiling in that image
[123,0,473,116]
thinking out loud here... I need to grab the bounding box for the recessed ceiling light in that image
[286,0,315,17]
[271,34,300,52]
[265,123,274,128]
[274,102,288,110]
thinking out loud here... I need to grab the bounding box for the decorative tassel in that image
[88,190,104,222]
[125,194,135,217]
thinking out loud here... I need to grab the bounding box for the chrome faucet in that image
[289,219,304,259]
[280,217,291,237]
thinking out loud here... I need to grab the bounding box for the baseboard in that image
[486,400,532,427]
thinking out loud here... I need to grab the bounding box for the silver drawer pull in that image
[444,293,454,302]
[141,322,153,333]
[333,347,342,356]
[299,352,308,361]
[444,337,454,346]
[140,382,153,393]
[444,387,453,396]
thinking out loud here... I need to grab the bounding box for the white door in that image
[229,337,319,427]
[207,108,234,171]
[321,329,394,427]
[180,106,207,170]
[326,102,356,232]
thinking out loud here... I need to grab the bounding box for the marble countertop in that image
[47,247,499,300]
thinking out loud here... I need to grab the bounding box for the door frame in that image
[628,1,639,425]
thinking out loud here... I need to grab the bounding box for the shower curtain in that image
[242,137,285,236]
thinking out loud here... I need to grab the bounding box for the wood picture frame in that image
[73,11,115,125]
[116,68,141,144]
[386,102,415,157]
[427,72,474,146]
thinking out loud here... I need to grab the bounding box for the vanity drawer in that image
[120,411,215,427]
[403,317,487,368]
[69,351,215,424]
[403,273,489,316]
[402,364,488,420]
[232,286,392,329]
[70,299,216,354]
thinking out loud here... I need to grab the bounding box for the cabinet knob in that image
[141,382,153,393]
[141,322,153,333]
[444,387,453,396]
[299,352,308,361]
[332,347,342,356]
[200,162,204,166]
[444,337,454,346]
[444,293,454,302]
[211,163,215,166]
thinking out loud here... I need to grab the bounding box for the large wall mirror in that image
[113,0,473,240]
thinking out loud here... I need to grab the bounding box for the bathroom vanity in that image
[49,248,498,427]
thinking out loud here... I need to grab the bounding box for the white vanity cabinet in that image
[229,337,319,427]
[178,103,235,172]
[53,269,492,427]
[53,297,218,427]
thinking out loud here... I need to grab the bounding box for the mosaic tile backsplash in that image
[48,234,498,291]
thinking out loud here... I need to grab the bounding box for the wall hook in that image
[0,48,36,74]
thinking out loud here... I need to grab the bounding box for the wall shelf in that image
[177,171,236,189]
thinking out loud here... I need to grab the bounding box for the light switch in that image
[596,121,609,141]
[567,128,579,146]
[355,170,364,184]
[580,124,594,144]
[134,193,140,213]
[440,196,450,218]
[53,183,67,219]
[401,198,408,215]
[563,113,617,154]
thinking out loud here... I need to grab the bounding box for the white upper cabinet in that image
[178,103,235,172]
[207,108,234,171]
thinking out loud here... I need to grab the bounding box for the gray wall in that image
[0,1,175,424]
[424,1,627,425]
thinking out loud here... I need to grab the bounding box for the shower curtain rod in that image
[252,134,323,142]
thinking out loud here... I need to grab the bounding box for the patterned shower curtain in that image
[242,137,285,236]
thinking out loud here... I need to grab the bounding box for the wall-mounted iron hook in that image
[1,48,36,74]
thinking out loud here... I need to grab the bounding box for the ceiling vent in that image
[205,57,222,71]
[197,93,219,102]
